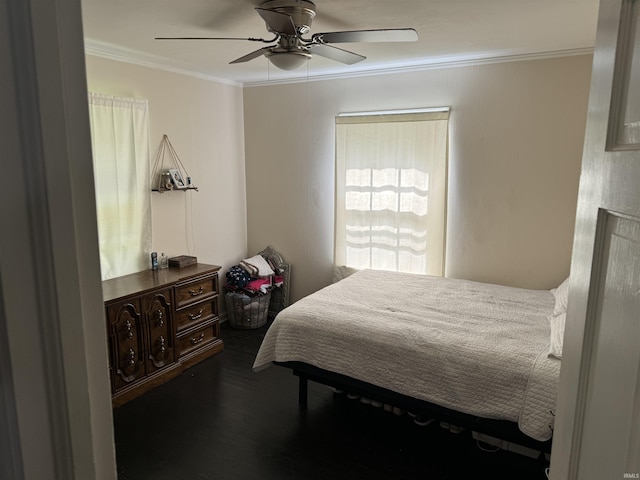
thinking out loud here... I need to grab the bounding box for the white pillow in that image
[332,265,358,283]
[552,276,570,315]
[242,254,275,277]
[548,312,566,359]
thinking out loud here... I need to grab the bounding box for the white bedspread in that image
[252,269,560,442]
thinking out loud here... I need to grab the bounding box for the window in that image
[334,108,449,276]
[88,92,152,280]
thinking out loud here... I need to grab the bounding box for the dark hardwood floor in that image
[113,321,551,480]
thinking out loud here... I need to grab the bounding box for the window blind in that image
[334,108,449,276]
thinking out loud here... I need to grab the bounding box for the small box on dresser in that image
[168,255,197,268]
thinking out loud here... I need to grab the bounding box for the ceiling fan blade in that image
[229,46,272,64]
[313,28,418,44]
[308,44,365,65]
[155,36,275,43]
[255,8,297,36]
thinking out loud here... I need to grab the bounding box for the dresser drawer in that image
[175,300,216,332]
[177,322,219,358]
[175,273,218,309]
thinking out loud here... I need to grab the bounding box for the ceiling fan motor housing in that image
[260,0,316,35]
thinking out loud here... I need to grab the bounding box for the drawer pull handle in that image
[190,333,205,345]
[125,320,134,339]
[189,286,204,297]
[157,310,164,327]
[188,309,203,321]
[127,348,135,366]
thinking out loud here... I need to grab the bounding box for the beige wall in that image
[85,56,248,278]
[243,55,593,301]
[83,53,592,305]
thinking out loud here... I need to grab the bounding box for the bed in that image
[252,269,564,453]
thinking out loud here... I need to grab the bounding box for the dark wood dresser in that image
[103,263,223,407]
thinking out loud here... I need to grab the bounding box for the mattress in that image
[252,269,560,441]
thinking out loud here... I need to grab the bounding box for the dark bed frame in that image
[275,360,553,455]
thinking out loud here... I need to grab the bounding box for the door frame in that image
[550,0,640,478]
[1,0,116,478]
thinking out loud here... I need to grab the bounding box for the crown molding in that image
[84,39,242,87]
[84,38,593,89]
[244,47,595,87]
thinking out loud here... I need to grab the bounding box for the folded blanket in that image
[226,265,251,288]
[245,278,272,294]
[241,254,275,277]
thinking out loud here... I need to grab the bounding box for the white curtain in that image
[335,110,449,276]
[88,92,152,280]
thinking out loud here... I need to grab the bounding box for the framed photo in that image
[169,169,186,189]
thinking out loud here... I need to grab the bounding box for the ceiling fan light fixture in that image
[266,50,311,70]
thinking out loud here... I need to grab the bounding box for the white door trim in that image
[1,0,116,478]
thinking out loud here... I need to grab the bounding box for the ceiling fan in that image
[155,0,418,71]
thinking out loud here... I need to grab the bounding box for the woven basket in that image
[225,290,271,329]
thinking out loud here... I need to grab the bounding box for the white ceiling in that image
[81,0,600,86]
